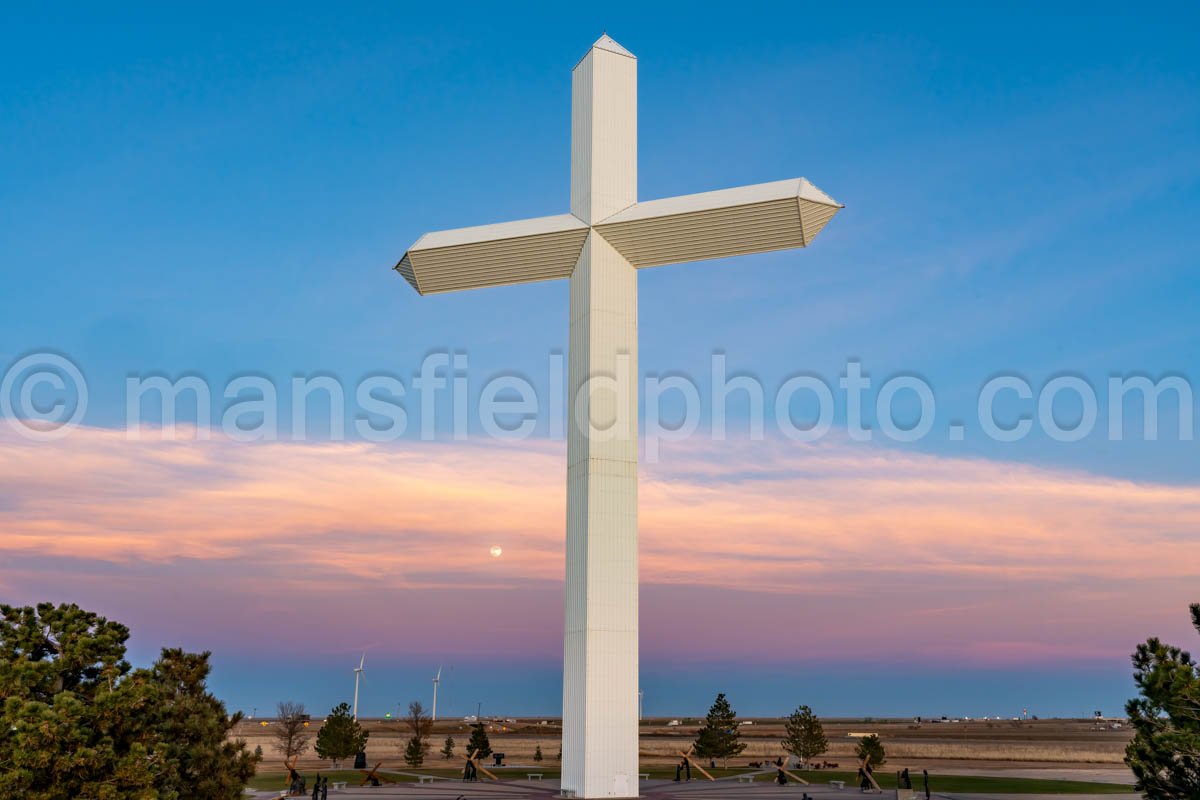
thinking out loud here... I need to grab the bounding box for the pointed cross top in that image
[589,33,635,60]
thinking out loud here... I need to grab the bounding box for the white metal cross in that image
[395,34,841,799]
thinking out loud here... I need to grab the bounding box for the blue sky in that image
[1,3,1198,717]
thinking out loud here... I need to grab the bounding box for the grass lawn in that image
[248,765,563,790]
[246,769,379,791]
[248,766,1135,795]
[744,769,1133,794]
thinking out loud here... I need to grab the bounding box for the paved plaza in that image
[247,775,1140,800]
[248,777,855,799]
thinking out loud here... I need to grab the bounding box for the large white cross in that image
[395,34,841,799]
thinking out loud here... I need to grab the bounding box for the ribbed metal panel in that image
[571,38,636,224]
[799,198,840,245]
[395,253,419,292]
[395,213,589,295]
[570,54,594,223]
[395,185,840,293]
[410,212,587,250]
[398,227,588,295]
[589,178,842,270]
[564,231,639,800]
[595,197,805,268]
[565,37,640,800]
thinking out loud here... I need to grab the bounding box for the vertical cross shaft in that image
[394,32,842,799]
[562,36,640,799]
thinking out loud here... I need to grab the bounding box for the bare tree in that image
[403,701,432,766]
[405,701,433,738]
[273,700,312,760]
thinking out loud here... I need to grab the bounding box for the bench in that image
[331,782,348,790]
[639,773,650,781]
[829,780,845,789]
[736,774,756,783]
[416,775,436,784]
[526,773,544,780]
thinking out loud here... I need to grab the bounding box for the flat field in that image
[236,715,1134,784]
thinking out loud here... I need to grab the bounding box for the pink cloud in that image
[1,427,1196,665]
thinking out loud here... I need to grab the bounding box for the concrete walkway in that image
[248,779,1141,800]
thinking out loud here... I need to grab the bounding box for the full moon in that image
[489,545,503,558]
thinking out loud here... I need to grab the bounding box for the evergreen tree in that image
[693,693,746,767]
[1125,602,1200,799]
[315,702,368,767]
[142,648,263,799]
[534,744,544,762]
[0,602,259,800]
[855,734,886,767]
[402,701,431,767]
[404,734,429,767]
[440,735,455,760]
[466,722,492,759]
[782,705,827,766]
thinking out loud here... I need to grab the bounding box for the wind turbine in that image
[352,653,366,721]
[431,666,442,722]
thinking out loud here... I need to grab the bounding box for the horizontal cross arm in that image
[593,177,842,269]
[396,213,589,295]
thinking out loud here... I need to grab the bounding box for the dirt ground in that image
[237,715,1133,780]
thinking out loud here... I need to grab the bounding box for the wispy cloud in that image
[1,427,1196,664]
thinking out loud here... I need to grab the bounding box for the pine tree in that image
[466,722,492,759]
[855,734,886,767]
[144,647,263,798]
[1124,602,1200,799]
[534,744,544,762]
[404,734,429,767]
[315,702,368,767]
[402,701,432,767]
[693,693,746,768]
[0,602,259,799]
[441,735,455,759]
[782,705,827,766]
